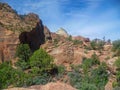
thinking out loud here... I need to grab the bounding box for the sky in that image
[1,0,120,40]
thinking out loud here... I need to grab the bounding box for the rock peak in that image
[56,27,69,37]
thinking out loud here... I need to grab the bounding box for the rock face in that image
[44,26,52,41]
[19,22,45,52]
[0,3,39,32]
[56,28,69,37]
[0,26,19,62]
[6,82,76,90]
[0,2,51,62]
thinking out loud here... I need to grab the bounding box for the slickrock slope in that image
[6,82,76,90]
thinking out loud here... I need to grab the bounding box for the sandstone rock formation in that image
[6,82,76,90]
[56,28,69,37]
[44,26,52,41]
[19,22,45,52]
[0,26,19,62]
[0,3,39,32]
[0,2,51,62]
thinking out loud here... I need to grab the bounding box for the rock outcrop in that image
[0,2,51,62]
[44,26,52,41]
[6,82,76,90]
[56,28,69,37]
[19,22,45,52]
[0,26,19,62]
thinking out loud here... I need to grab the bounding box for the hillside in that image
[0,2,120,90]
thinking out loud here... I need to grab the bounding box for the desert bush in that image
[91,63,108,89]
[113,58,120,87]
[90,40,104,50]
[112,40,120,51]
[114,57,120,69]
[91,53,100,65]
[82,55,100,73]
[73,40,83,45]
[68,69,82,88]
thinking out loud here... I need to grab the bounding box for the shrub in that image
[57,65,65,75]
[0,62,28,88]
[80,83,97,90]
[112,40,120,51]
[29,48,54,74]
[112,40,120,56]
[32,73,51,85]
[91,63,108,89]
[0,62,14,89]
[16,44,31,70]
[90,40,104,50]
[82,55,100,73]
[114,57,120,69]
[16,44,31,62]
[73,40,83,45]
[68,69,82,88]
[91,53,100,65]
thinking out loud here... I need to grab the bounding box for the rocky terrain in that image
[0,2,119,90]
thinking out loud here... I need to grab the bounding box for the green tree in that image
[16,44,31,62]
[29,48,54,74]
[16,44,31,70]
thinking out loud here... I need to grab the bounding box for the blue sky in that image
[1,0,120,40]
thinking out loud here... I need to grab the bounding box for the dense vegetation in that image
[68,55,108,90]
[0,44,64,89]
[112,40,120,89]
[113,58,120,89]
[90,40,105,50]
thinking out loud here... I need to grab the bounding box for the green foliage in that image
[113,86,120,90]
[30,48,54,74]
[80,83,97,90]
[90,40,104,50]
[90,41,96,50]
[16,59,30,70]
[68,69,82,88]
[16,44,31,70]
[73,40,83,45]
[32,74,51,85]
[91,53,100,65]
[112,40,120,51]
[91,63,108,89]
[57,65,65,75]
[114,58,120,87]
[16,44,31,61]
[114,57,120,69]
[69,59,108,90]
[67,35,72,41]
[0,62,14,89]
[0,62,30,88]
[82,54,100,73]
[112,40,120,56]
